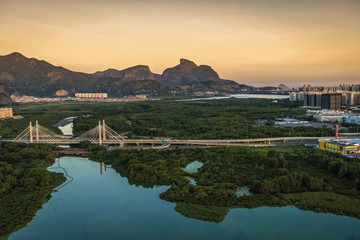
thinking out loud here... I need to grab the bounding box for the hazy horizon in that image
[1,0,360,87]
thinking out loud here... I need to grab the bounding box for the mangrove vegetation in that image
[0,143,65,237]
[89,145,360,222]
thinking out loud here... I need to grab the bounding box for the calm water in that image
[56,117,76,135]
[177,94,289,101]
[183,160,204,173]
[9,157,360,240]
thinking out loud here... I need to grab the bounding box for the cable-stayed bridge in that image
[8,120,328,148]
[13,120,126,145]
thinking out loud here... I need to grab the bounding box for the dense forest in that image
[0,143,65,236]
[73,98,337,139]
[1,98,341,139]
[89,145,360,222]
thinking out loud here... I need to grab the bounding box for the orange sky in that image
[1,0,360,87]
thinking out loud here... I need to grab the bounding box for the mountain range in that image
[0,52,252,97]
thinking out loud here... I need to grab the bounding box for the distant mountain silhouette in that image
[0,52,251,97]
[94,58,250,92]
[0,53,174,97]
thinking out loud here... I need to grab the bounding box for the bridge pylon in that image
[13,121,61,143]
[29,121,33,143]
[98,121,102,145]
[12,120,125,145]
[76,120,124,145]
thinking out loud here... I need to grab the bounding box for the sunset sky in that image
[1,0,359,87]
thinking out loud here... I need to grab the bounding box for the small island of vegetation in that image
[88,145,360,222]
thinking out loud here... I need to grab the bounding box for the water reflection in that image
[99,162,108,174]
[9,157,360,240]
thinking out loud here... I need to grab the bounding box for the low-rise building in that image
[0,108,13,119]
[318,139,360,155]
[75,93,108,98]
[275,118,309,125]
[307,110,352,123]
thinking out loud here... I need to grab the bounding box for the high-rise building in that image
[304,93,322,108]
[304,93,343,110]
[321,94,342,110]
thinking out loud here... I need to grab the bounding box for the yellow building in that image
[0,108,13,119]
[75,93,108,98]
[318,139,359,155]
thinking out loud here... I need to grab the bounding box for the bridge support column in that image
[29,122,33,143]
[120,142,124,147]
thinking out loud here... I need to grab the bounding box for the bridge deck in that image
[7,136,329,146]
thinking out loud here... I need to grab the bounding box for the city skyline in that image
[1,0,360,87]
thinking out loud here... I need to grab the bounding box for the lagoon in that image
[176,94,289,102]
[9,157,360,240]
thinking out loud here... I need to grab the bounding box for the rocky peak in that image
[133,65,151,71]
[180,58,195,64]
[160,59,220,85]
[179,59,197,69]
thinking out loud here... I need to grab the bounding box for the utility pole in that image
[29,122,33,143]
[336,124,339,140]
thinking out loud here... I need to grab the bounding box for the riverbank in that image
[0,143,66,238]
